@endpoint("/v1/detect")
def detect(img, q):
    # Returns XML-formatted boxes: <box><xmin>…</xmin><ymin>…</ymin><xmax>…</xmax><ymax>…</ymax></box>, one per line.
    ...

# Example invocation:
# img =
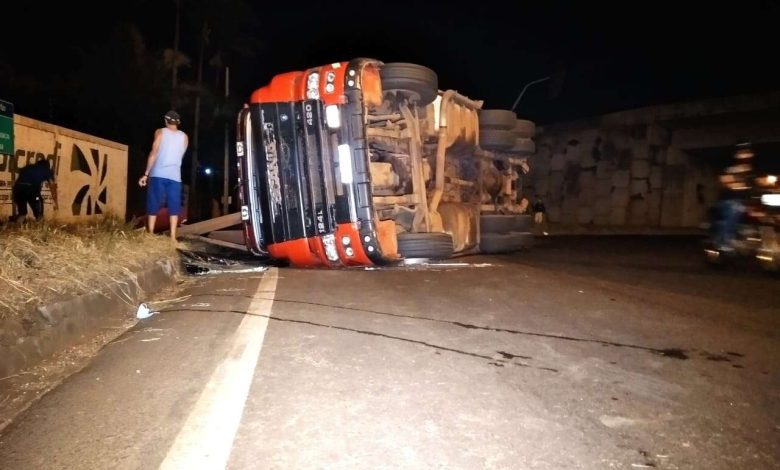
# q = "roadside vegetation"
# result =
<box><xmin>0</xmin><ymin>217</ymin><xmax>175</xmax><ymax>320</ymax></box>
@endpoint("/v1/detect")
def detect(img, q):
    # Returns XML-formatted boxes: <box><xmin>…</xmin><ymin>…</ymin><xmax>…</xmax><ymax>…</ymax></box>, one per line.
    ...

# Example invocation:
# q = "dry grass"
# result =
<box><xmin>0</xmin><ymin>217</ymin><xmax>176</xmax><ymax>321</ymax></box>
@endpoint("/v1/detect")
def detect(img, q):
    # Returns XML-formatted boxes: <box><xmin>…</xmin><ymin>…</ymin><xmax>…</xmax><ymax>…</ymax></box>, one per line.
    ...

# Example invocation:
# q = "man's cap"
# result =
<box><xmin>164</xmin><ymin>110</ymin><xmax>181</xmax><ymax>123</ymax></box>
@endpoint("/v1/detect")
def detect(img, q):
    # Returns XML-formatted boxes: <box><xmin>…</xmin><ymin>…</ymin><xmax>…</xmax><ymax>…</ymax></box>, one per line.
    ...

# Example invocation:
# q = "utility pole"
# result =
<box><xmin>222</xmin><ymin>66</ymin><xmax>230</xmax><ymax>214</ymax></box>
<box><xmin>171</xmin><ymin>0</ymin><xmax>180</xmax><ymax>94</ymax></box>
<box><xmin>190</xmin><ymin>23</ymin><xmax>208</xmax><ymax>221</ymax></box>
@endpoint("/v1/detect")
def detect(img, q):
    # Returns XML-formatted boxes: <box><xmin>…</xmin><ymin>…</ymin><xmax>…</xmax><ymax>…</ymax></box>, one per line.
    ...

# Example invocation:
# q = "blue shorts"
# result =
<box><xmin>147</xmin><ymin>177</ymin><xmax>182</xmax><ymax>216</ymax></box>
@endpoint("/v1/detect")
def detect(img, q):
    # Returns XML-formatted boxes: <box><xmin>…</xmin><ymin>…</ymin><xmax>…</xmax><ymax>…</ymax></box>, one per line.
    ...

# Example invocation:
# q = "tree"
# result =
<box><xmin>174</xmin><ymin>0</ymin><xmax>261</xmax><ymax>220</ymax></box>
<box><xmin>58</xmin><ymin>23</ymin><xmax>169</xmax><ymax>218</ymax></box>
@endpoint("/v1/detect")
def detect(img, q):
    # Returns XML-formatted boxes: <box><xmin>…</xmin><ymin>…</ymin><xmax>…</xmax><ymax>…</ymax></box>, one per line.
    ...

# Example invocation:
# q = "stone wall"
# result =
<box><xmin>527</xmin><ymin>123</ymin><xmax>718</xmax><ymax>228</ymax></box>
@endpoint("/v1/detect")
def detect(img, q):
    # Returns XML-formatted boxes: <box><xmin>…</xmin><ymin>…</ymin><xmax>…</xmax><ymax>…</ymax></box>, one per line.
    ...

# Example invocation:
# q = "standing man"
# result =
<box><xmin>138</xmin><ymin>110</ymin><xmax>188</xmax><ymax>241</ymax></box>
<box><xmin>532</xmin><ymin>195</ymin><xmax>548</xmax><ymax>235</ymax></box>
<box><xmin>10</xmin><ymin>157</ymin><xmax>58</xmax><ymax>222</ymax></box>
<box><xmin>532</xmin><ymin>196</ymin><xmax>546</xmax><ymax>224</ymax></box>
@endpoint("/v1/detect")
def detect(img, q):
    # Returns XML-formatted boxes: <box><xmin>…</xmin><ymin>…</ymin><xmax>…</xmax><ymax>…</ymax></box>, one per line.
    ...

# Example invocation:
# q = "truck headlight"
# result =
<box><xmin>322</xmin><ymin>234</ymin><xmax>339</xmax><ymax>261</ymax></box>
<box><xmin>325</xmin><ymin>105</ymin><xmax>341</xmax><ymax>129</ymax></box>
<box><xmin>306</xmin><ymin>72</ymin><xmax>320</xmax><ymax>100</ymax></box>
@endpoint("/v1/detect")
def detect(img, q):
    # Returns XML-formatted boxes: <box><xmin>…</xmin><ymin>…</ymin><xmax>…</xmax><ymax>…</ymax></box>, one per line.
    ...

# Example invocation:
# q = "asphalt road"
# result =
<box><xmin>0</xmin><ymin>236</ymin><xmax>778</xmax><ymax>469</ymax></box>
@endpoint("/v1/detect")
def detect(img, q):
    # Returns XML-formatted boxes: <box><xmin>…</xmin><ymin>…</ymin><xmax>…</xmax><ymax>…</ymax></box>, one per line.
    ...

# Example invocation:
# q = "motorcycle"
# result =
<box><xmin>704</xmin><ymin>189</ymin><xmax>780</xmax><ymax>272</ymax></box>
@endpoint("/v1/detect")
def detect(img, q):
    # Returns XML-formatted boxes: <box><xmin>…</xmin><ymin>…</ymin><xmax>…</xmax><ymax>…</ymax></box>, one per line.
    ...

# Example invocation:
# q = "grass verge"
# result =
<box><xmin>0</xmin><ymin>217</ymin><xmax>176</xmax><ymax>321</ymax></box>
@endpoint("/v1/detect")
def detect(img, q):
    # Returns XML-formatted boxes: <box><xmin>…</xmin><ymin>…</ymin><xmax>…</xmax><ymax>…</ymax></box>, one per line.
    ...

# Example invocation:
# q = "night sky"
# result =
<box><xmin>5</xmin><ymin>1</ymin><xmax>778</xmax><ymax>121</ymax></box>
<box><xmin>2</xmin><ymin>0</ymin><xmax>778</xmax><ymax>216</ymax></box>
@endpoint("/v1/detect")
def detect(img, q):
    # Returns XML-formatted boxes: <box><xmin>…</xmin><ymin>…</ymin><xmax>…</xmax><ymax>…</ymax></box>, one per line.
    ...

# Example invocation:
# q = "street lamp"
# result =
<box><xmin>202</xmin><ymin>166</ymin><xmax>217</xmax><ymax>218</ymax></box>
<box><xmin>510</xmin><ymin>67</ymin><xmax>566</xmax><ymax>112</ymax></box>
<box><xmin>511</xmin><ymin>76</ymin><xmax>551</xmax><ymax>112</ymax></box>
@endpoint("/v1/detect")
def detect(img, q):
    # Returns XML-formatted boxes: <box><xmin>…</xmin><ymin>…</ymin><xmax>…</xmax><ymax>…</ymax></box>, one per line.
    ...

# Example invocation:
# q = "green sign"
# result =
<box><xmin>0</xmin><ymin>99</ymin><xmax>13</xmax><ymax>156</ymax></box>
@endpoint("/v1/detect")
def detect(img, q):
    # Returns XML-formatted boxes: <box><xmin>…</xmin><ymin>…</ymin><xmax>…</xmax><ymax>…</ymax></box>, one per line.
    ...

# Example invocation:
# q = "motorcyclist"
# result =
<box><xmin>711</xmin><ymin>142</ymin><xmax>753</xmax><ymax>252</ymax></box>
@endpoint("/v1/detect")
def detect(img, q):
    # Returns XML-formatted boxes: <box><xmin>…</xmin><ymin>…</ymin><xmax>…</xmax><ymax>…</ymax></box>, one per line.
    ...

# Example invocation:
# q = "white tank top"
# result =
<box><xmin>151</xmin><ymin>128</ymin><xmax>187</xmax><ymax>182</ymax></box>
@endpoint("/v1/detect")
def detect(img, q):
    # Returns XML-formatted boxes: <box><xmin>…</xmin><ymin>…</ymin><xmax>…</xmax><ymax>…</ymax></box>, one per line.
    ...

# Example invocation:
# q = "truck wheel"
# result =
<box><xmin>478</xmin><ymin>109</ymin><xmax>517</xmax><ymax>130</ymax></box>
<box><xmin>480</xmin><ymin>214</ymin><xmax>532</xmax><ymax>233</ymax></box>
<box><xmin>515</xmin><ymin>119</ymin><xmax>536</xmax><ymax>138</ymax></box>
<box><xmin>397</xmin><ymin>232</ymin><xmax>454</xmax><ymax>259</ymax></box>
<box><xmin>380</xmin><ymin>63</ymin><xmax>439</xmax><ymax>106</ymax></box>
<box><xmin>480</xmin><ymin>129</ymin><xmax>517</xmax><ymax>150</ymax></box>
<box><xmin>480</xmin><ymin>231</ymin><xmax>534</xmax><ymax>254</ymax></box>
<box><xmin>509</xmin><ymin>138</ymin><xmax>536</xmax><ymax>155</ymax></box>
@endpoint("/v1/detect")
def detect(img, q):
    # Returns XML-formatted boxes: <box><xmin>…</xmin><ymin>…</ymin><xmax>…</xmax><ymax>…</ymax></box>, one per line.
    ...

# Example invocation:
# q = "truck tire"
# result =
<box><xmin>478</xmin><ymin>109</ymin><xmax>517</xmax><ymax>130</ymax></box>
<box><xmin>380</xmin><ymin>63</ymin><xmax>439</xmax><ymax>106</ymax></box>
<box><xmin>480</xmin><ymin>129</ymin><xmax>517</xmax><ymax>150</ymax></box>
<box><xmin>480</xmin><ymin>231</ymin><xmax>534</xmax><ymax>254</ymax></box>
<box><xmin>397</xmin><ymin>232</ymin><xmax>454</xmax><ymax>259</ymax></box>
<box><xmin>515</xmin><ymin>119</ymin><xmax>536</xmax><ymax>138</ymax></box>
<box><xmin>509</xmin><ymin>138</ymin><xmax>536</xmax><ymax>155</ymax></box>
<box><xmin>480</xmin><ymin>214</ymin><xmax>532</xmax><ymax>233</ymax></box>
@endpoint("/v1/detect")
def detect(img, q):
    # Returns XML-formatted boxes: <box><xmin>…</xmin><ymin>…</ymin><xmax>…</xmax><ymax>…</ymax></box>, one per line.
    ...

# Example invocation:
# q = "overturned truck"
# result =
<box><xmin>236</xmin><ymin>59</ymin><xmax>536</xmax><ymax>267</ymax></box>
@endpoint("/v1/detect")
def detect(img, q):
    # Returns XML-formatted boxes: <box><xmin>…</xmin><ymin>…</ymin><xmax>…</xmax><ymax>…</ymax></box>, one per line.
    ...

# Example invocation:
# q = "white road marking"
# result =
<box><xmin>159</xmin><ymin>268</ymin><xmax>278</xmax><ymax>470</ymax></box>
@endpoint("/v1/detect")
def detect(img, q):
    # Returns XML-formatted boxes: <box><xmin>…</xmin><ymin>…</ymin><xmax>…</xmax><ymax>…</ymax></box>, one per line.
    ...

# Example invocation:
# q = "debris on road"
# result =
<box><xmin>177</xmin><ymin>245</ymin><xmax>269</xmax><ymax>276</ymax></box>
<box><xmin>136</xmin><ymin>303</ymin><xmax>155</xmax><ymax>319</ymax></box>
<box><xmin>363</xmin><ymin>259</ymin><xmax>495</xmax><ymax>271</ymax></box>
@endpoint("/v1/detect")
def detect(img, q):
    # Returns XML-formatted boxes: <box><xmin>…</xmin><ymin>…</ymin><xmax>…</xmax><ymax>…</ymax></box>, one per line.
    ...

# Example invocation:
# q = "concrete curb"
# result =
<box><xmin>0</xmin><ymin>259</ymin><xmax>177</xmax><ymax>378</ymax></box>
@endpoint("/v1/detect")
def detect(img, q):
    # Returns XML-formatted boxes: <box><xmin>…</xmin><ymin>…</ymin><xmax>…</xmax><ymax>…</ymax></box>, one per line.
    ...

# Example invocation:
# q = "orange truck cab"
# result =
<box><xmin>236</xmin><ymin>59</ymin><xmax>395</xmax><ymax>267</ymax></box>
<box><xmin>236</xmin><ymin>59</ymin><xmax>537</xmax><ymax>267</ymax></box>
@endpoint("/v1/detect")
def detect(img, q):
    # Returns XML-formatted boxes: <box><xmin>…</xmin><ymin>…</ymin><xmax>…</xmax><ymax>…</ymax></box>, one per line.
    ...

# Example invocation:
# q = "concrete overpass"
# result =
<box><xmin>527</xmin><ymin>92</ymin><xmax>780</xmax><ymax>229</ymax></box>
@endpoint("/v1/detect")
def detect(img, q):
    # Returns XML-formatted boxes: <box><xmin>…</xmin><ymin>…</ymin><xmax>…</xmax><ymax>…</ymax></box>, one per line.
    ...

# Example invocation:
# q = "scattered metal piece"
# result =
<box><xmin>364</xmin><ymin>259</ymin><xmax>495</xmax><ymax>271</ymax></box>
<box><xmin>178</xmin><ymin>248</ymin><xmax>269</xmax><ymax>275</ymax></box>
<box><xmin>197</xmin><ymin>266</ymin><xmax>268</xmax><ymax>275</ymax></box>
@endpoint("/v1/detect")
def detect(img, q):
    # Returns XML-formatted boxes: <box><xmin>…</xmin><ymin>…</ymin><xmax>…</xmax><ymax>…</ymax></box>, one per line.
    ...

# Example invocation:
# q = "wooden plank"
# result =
<box><xmin>195</xmin><ymin>235</ymin><xmax>248</xmax><ymax>252</ymax></box>
<box><xmin>207</xmin><ymin>230</ymin><xmax>245</xmax><ymax>245</ymax></box>
<box><xmin>178</xmin><ymin>212</ymin><xmax>242</xmax><ymax>236</ymax></box>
